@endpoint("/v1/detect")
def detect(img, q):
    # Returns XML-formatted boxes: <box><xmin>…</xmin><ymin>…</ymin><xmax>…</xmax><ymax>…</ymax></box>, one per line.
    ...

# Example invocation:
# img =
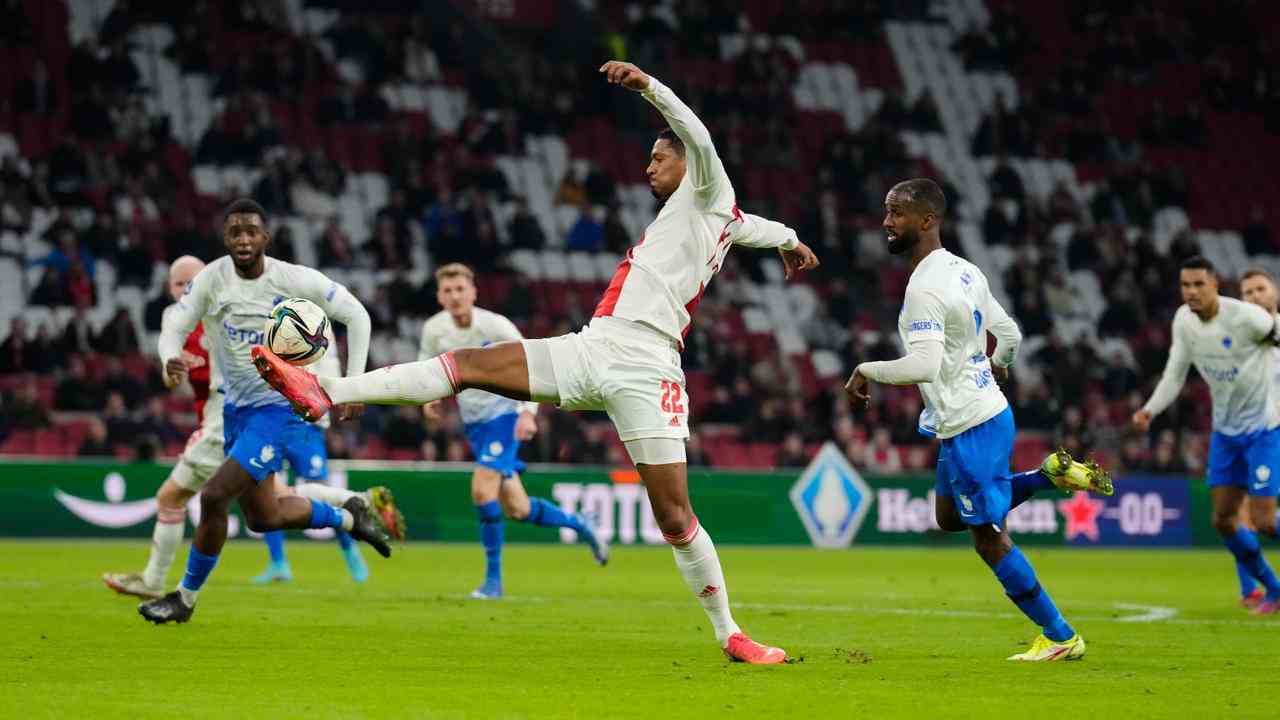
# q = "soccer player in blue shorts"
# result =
<box><xmin>848</xmin><ymin>179</ymin><xmax>1112</xmax><ymax>660</ymax></box>
<box><xmin>138</xmin><ymin>198</ymin><xmax>394</xmax><ymax>624</ymax></box>
<box><xmin>1135</xmin><ymin>258</ymin><xmax>1280</xmax><ymax>615</ymax></box>
<box><xmin>252</xmin><ymin>347</ymin><xmax>406</xmax><ymax>585</ymax></box>
<box><xmin>420</xmin><ymin>263</ymin><xmax>607</xmax><ymax>599</ymax></box>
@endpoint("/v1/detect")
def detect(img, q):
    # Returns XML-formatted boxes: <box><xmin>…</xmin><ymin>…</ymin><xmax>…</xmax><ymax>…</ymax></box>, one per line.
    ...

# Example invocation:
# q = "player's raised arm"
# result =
<box><xmin>1239</xmin><ymin>299</ymin><xmax>1280</xmax><ymax>346</ymax></box>
<box><xmin>1134</xmin><ymin>311</ymin><xmax>1192</xmax><ymax>430</ymax></box>
<box><xmin>158</xmin><ymin>267</ymin><xmax>212</xmax><ymax>387</ymax></box>
<box><xmin>732</xmin><ymin>210</ymin><xmax>820</xmax><ymax>280</ymax></box>
<box><xmin>600</xmin><ymin>60</ymin><xmax>727</xmax><ymax>201</ymax></box>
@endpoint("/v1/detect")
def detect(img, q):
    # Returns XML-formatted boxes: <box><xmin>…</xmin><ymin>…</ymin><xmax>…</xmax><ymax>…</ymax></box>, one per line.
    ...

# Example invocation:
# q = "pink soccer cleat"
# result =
<box><xmin>252</xmin><ymin>345</ymin><xmax>333</xmax><ymax>421</ymax></box>
<box><xmin>1251</xmin><ymin>598</ymin><xmax>1280</xmax><ymax>616</ymax></box>
<box><xmin>1241</xmin><ymin>588</ymin><xmax>1264</xmax><ymax>610</ymax></box>
<box><xmin>722</xmin><ymin>632</ymin><xmax>787</xmax><ymax>664</ymax></box>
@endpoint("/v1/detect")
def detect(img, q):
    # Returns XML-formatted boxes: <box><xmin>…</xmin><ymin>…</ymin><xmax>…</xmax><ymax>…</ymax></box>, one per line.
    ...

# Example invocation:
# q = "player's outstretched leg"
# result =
<box><xmin>105</xmin><ymin>478</ymin><xmax>194</xmax><ymax>599</ymax></box>
<box><xmin>251</xmin><ymin>530</ymin><xmax>293</xmax><ymax>585</ymax></box>
<box><xmin>640</xmin><ymin>460</ymin><xmax>786</xmax><ymax>664</ymax></box>
<box><xmin>253</xmin><ymin>342</ymin><xmax>534</xmax><ymax>421</ymax></box>
<box><xmin>972</xmin><ymin>526</ymin><xmax>1085</xmax><ymax>661</ymax></box>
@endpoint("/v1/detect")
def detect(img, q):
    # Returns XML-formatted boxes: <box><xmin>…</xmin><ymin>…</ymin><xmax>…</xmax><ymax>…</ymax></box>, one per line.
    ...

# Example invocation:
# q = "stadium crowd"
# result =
<box><xmin>0</xmin><ymin>0</ymin><xmax>1275</xmax><ymax>474</ymax></box>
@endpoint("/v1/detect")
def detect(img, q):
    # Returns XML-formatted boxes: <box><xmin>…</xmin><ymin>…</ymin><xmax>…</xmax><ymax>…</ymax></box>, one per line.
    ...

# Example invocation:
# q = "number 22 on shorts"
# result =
<box><xmin>660</xmin><ymin>380</ymin><xmax>685</xmax><ymax>414</ymax></box>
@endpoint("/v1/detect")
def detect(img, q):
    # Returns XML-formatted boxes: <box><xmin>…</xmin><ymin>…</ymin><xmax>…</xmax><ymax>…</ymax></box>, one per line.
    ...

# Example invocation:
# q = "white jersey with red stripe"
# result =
<box><xmin>592</xmin><ymin>76</ymin><xmax>800</xmax><ymax>344</ymax></box>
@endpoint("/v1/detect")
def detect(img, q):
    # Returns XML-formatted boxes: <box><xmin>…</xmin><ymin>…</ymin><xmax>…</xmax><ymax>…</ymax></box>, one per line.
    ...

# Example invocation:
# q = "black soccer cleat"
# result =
<box><xmin>344</xmin><ymin>497</ymin><xmax>392</xmax><ymax>558</ymax></box>
<box><xmin>138</xmin><ymin>591</ymin><xmax>195</xmax><ymax>625</ymax></box>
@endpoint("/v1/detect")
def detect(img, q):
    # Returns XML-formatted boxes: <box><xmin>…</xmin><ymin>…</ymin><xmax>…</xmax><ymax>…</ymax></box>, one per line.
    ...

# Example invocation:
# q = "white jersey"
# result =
<box><xmin>1143</xmin><ymin>297</ymin><xmax>1279</xmax><ymax>436</ymax></box>
<box><xmin>159</xmin><ymin>256</ymin><xmax>371</xmax><ymax>410</ymax></box>
<box><xmin>592</xmin><ymin>76</ymin><xmax>799</xmax><ymax>344</ymax></box>
<box><xmin>864</xmin><ymin>249</ymin><xmax>1019</xmax><ymax>439</ymax></box>
<box><xmin>418</xmin><ymin>307</ymin><xmax>535</xmax><ymax>426</ymax></box>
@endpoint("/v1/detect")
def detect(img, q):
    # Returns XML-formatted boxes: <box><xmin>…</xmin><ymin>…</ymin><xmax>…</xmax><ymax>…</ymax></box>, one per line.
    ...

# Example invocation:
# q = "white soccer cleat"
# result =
<box><xmin>103</xmin><ymin>572</ymin><xmax>164</xmax><ymax>600</ymax></box>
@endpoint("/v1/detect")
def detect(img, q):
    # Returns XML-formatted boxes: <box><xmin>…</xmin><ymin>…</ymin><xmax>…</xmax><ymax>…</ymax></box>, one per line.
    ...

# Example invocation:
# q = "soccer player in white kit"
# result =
<box><xmin>847</xmin><ymin>179</ymin><xmax>1106</xmax><ymax>661</ymax></box>
<box><xmin>1134</xmin><ymin>257</ymin><xmax>1280</xmax><ymax>615</ymax></box>
<box><xmin>254</xmin><ymin>61</ymin><xmax>820</xmax><ymax>663</ymax></box>
<box><xmin>138</xmin><ymin>199</ymin><xmax>394</xmax><ymax>624</ymax></box>
<box><xmin>421</xmin><ymin>263</ymin><xmax>607</xmax><ymax>599</ymax></box>
<box><xmin>1140</xmin><ymin>260</ymin><xmax>1280</xmax><ymax>615</ymax></box>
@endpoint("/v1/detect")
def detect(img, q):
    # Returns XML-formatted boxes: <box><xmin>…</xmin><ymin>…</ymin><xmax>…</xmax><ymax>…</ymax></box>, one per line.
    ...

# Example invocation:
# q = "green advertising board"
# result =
<box><xmin>0</xmin><ymin>448</ymin><xmax>1219</xmax><ymax>548</ymax></box>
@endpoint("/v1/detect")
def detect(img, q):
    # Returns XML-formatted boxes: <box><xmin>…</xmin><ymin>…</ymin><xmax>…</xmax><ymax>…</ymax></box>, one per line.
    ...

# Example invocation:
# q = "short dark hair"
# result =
<box><xmin>1180</xmin><ymin>255</ymin><xmax>1216</xmax><ymax>276</ymax></box>
<box><xmin>657</xmin><ymin>128</ymin><xmax>685</xmax><ymax>157</ymax></box>
<box><xmin>223</xmin><ymin>198</ymin><xmax>267</xmax><ymax>225</ymax></box>
<box><xmin>890</xmin><ymin>178</ymin><xmax>947</xmax><ymax>217</ymax></box>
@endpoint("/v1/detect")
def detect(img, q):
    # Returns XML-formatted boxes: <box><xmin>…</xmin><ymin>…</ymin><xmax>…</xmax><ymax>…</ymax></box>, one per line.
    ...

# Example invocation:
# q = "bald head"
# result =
<box><xmin>168</xmin><ymin>255</ymin><xmax>205</xmax><ymax>301</ymax></box>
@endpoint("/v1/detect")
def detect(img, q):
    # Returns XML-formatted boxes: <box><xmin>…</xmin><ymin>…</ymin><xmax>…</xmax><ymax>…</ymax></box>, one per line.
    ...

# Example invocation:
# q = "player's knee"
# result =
<box><xmin>198</xmin><ymin>491</ymin><xmax>231</xmax><ymax>517</ymax></box>
<box><xmin>1212</xmin><ymin>511</ymin><xmax>1240</xmax><ymax>536</ymax></box>
<box><xmin>651</xmin><ymin>501</ymin><xmax>693</xmax><ymax>538</ymax></box>
<box><xmin>156</xmin><ymin>480</ymin><xmax>191</xmax><ymax>509</ymax></box>
<box><xmin>471</xmin><ymin>486</ymin><xmax>498</xmax><ymax>506</ymax></box>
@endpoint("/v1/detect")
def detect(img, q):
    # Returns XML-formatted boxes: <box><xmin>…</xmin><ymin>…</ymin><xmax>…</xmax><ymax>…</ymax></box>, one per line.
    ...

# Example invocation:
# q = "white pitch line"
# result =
<box><xmin>1112</xmin><ymin>603</ymin><xmax>1179</xmax><ymax>623</ymax></box>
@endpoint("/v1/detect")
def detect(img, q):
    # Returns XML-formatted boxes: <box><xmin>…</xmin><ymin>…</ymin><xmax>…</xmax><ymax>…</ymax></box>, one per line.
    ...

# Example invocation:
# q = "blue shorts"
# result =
<box><xmin>1208</xmin><ymin>427</ymin><xmax>1280</xmax><ymax>496</ymax></box>
<box><xmin>464</xmin><ymin>413</ymin><xmax>526</xmax><ymax>479</ymax></box>
<box><xmin>224</xmin><ymin>404</ymin><xmax>328</xmax><ymax>483</ymax></box>
<box><xmin>934</xmin><ymin>406</ymin><xmax>1016</xmax><ymax>528</ymax></box>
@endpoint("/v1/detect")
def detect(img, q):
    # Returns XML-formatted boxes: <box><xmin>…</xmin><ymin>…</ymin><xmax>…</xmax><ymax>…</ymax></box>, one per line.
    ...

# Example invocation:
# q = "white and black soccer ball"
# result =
<box><xmin>263</xmin><ymin>298</ymin><xmax>329</xmax><ymax>366</ymax></box>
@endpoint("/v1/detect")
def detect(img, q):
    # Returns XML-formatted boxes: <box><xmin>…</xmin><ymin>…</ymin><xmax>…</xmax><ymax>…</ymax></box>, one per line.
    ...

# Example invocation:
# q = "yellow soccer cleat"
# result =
<box><xmin>1041</xmin><ymin>448</ymin><xmax>1114</xmax><ymax>496</ymax></box>
<box><xmin>1008</xmin><ymin>633</ymin><xmax>1086</xmax><ymax>661</ymax></box>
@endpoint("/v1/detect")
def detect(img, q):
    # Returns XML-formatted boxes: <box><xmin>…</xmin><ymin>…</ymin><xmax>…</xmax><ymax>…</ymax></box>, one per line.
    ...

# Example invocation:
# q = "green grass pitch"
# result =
<box><xmin>0</xmin><ymin>541</ymin><xmax>1272</xmax><ymax>718</ymax></box>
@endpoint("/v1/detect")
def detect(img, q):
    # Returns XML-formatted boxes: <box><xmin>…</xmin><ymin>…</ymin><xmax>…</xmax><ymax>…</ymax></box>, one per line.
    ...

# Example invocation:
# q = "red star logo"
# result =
<box><xmin>1058</xmin><ymin>492</ymin><xmax>1105</xmax><ymax>542</ymax></box>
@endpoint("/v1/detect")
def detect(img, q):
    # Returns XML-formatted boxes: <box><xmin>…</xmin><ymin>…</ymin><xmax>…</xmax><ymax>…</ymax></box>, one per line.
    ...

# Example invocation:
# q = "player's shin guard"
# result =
<box><xmin>1008</xmin><ymin>469</ymin><xmax>1052</xmax><ymax>510</ymax></box>
<box><xmin>264</xmin><ymin>530</ymin><xmax>286</xmax><ymax>564</ymax></box>
<box><xmin>1224</xmin><ymin>528</ymin><xmax>1280</xmax><ymax>599</ymax></box>
<box><xmin>477</xmin><ymin>501</ymin><xmax>504</xmax><ymax>585</ymax></box>
<box><xmin>142</xmin><ymin>506</ymin><xmax>186</xmax><ymax>588</ymax></box>
<box><xmin>308</xmin><ymin>500</ymin><xmax>349</xmax><ymax>530</ymax></box>
<box><xmin>523</xmin><ymin>497</ymin><xmax>580</xmax><ymax>530</ymax></box>
<box><xmin>993</xmin><ymin>546</ymin><xmax>1074</xmax><ymax>642</ymax></box>
<box><xmin>178</xmin><ymin>547</ymin><xmax>219</xmax><ymax>604</ymax></box>
<box><xmin>321</xmin><ymin>355</ymin><xmax>459</xmax><ymax>406</ymax></box>
<box><xmin>1237</xmin><ymin>561</ymin><xmax>1258</xmax><ymax>598</ymax></box>
<box><xmin>666</xmin><ymin>517</ymin><xmax>742</xmax><ymax>645</ymax></box>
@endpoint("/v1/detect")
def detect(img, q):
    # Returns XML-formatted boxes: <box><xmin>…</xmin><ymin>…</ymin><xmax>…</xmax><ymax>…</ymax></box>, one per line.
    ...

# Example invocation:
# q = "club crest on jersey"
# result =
<box><xmin>1222</xmin><ymin>336</ymin><xmax>1232</xmax><ymax>349</ymax></box>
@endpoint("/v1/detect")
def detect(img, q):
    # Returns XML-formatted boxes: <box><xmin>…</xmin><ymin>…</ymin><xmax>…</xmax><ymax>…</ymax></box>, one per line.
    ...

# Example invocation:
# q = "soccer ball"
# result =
<box><xmin>263</xmin><ymin>298</ymin><xmax>329</xmax><ymax>366</ymax></box>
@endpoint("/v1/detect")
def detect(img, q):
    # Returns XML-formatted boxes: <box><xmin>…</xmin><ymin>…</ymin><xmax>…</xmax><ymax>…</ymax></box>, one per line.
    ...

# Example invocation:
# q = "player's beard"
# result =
<box><xmin>887</xmin><ymin>227</ymin><xmax>920</xmax><ymax>255</ymax></box>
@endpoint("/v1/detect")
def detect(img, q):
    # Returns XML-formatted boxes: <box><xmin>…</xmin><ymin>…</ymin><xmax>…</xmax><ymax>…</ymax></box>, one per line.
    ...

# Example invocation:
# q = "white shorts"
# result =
<box><xmin>529</xmin><ymin>316</ymin><xmax>690</xmax><ymax>442</ymax></box>
<box><xmin>172</xmin><ymin>414</ymin><xmax>225</xmax><ymax>492</ymax></box>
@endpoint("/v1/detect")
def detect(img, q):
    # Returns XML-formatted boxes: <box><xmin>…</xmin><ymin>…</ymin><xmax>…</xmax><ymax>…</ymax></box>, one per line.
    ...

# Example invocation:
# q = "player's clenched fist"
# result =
<box><xmin>1131</xmin><ymin>409</ymin><xmax>1152</xmax><ymax>432</ymax></box>
<box><xmin>599</xmin><ymin>61</ymin><xmax>651</xmax><ymax>91</ymax></box>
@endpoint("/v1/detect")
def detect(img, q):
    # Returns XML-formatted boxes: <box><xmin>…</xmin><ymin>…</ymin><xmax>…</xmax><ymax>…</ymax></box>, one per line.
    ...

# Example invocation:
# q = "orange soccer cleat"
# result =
<box><xmin>722</xmin><ymin>632</ymin><xmax>788</xmax><ymax>664</ymax></box>
<box><xmin>252</xmin><ymin>345</ymin><xmax>333</xmax><ymax>421</ymax></box>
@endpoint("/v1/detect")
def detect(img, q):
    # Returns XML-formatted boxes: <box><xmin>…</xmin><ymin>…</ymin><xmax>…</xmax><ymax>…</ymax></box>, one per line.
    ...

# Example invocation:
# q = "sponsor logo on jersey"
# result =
<box><xmin>908</xmin><ymin>319</ymin><xmax>943</xmax><ymax>333</ymax></box>
<box><xmin>223</xmin><ymin>321</ymin><xmax>265</xmax><ymax>345</ymax></box>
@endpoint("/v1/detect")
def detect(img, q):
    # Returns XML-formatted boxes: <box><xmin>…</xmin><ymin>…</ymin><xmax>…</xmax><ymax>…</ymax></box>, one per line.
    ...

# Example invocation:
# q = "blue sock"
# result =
<box><xmin>179</xmin><ymin>547</ymin><xmax>220</xmax><ymax>593</ymax></box>
<box><xmin>993</xmin><ymin>546</ymin><xmax>1075</xmax><ymax>642</ymax></box>
<box><xmin>336</xmin><ymin>531</ymin><xmax>354</xmax><ymax>551</ymax></box>
<box><xmin>308</xmin><ymin>500</ymin><xmax>345</xmax><ymax>530</ymax></box>
<box><xmin>1237</xmin><ymin>561</ymin><xmax>1259</xmax><ymax>598</ymax></box>
<box><xmin>523</xmin><ymin>497</ymin><xmax>583</xmax><ymax>531</ymax></box>
<box><xmin>1008</xmin><ymin>469</ymin><xmax>1053</xmax><ymax>510</ymax></box>
<box><xmin>1224</xmin><ymin>528</ymin><xmax>1280</xmax><ymax>599</ymax></box>
<box><xmin>477</xmin><ymin>501</ymin><xmax>503</xmax><ymax>584</ymax></box>
<box><xmin>264</xmin><ymin>530</ymin><xmax>286</xmax><ymax>564</ymax></box>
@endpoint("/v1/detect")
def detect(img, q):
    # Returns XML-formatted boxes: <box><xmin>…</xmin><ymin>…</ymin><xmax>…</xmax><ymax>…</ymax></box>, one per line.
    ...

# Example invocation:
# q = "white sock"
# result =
<box><xmin>176</xmin><ymin>585</ymin><xmax>197</xmax><ymax>607</ymax></box>
<box><xmin>339</xmin><ymin>508</ymin><xmax>355</xmax><ymax>532</ymax></box>
<box><xmin>668</xmin><ymin>518</ymin><xmax>741</xmax><ymax>645</ymax></box>
<box><xmin>294</xmin><ymin>482</ymin><xmax>359</xmax><ymax>506</ymax></box>
<box><xmin>320</xmin><ymin>356</ymin><xmax>458</xmax><ymax>406</ymax></box>
<box><xmin>142</xmin><ymin>512</ymin><xmax>186</xmax><ymax>588</ymax></box>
